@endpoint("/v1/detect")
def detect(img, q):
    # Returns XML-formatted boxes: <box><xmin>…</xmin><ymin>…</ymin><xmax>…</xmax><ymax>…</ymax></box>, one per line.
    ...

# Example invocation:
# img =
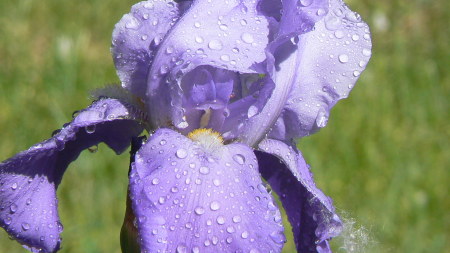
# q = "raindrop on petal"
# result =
<box><xmin>208</xmin><ymin>40</ymin><xmax>223</xmax><ymax>50</ymax></box>
<box><xmin>21</xmin><ymin>223</ymin><xmax>30</xmax><ymax>231</ymax></box>
<box><xmin>233</xmin><ymin>154</ymin><xmax>245</xmax><ymax>165</ymax></box>
<box><xmin>270</xmin><ymin>231</ymin><xmax>287</xmax><ymax>244</ymax></box>
<box><xmin>216</xmin><ymin>216</ymin><xmax>225</xmax><ymax>225</ymax></box>
<box><xmin>199</xmin><ymin>166</ymin><xmax>210</xmax><ymax>175</ymax></box>
<box><xmin>176</xmin><ymin>244</ymin><xmax>187</xmax><ymax>253</ymax></box>
<box><xmin>85</xmin><ymin>125</ymin><xmax>96</xmax><ymax>134</ymax></box>
<box><xmin>241</xmin><ymin>33</ymin><xmax>254</xmax><ymax>44</ymax></box>
<box><xmin>176</xmin><ymin>149</ymin><xmax>188</xmax><ymax>159</ymax></box>
<box><xmin>338</xmin><ymin>54</ymin><xmax>349</xmax><ymax>63</ymax></box>
<box><xmin>194</xmin><ymin>207</ymin><xmax>205</xmax><ymax>215</ymax></box>
<box><xmin>210</xmin><ymin>201</ymin><xmax>220</xmax><ymax>211</ymax></box>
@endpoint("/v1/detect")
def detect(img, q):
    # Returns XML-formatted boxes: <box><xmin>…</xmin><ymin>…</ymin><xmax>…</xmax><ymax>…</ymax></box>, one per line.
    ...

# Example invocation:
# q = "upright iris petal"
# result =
<box><xmin>112</xmin><ymin>0</ymin><xmax>183</xmax><ymax>98</ymax></box>
<box><xmin>269</xmin><ymin>0</ymin><xmax>373</xmax><ymax>140</ymax></box>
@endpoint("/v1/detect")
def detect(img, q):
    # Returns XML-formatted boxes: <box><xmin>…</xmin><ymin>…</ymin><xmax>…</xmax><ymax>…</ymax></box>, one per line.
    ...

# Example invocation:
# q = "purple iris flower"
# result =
<box><xmin>0</xmin><ymin>0</ymin><xmax>371</xmax><ymax>252</ymax></box>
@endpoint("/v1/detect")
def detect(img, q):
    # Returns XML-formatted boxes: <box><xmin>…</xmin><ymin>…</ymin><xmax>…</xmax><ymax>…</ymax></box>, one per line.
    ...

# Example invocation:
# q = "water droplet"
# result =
<box><xmin>10</xmin><ymin>204</ymin><xmax>17</xmax><ymax>213</ymax></box>
<box><xmin>5</xmin><ymin>217</ymin><xmax>12</xmax><ymax>225</ymax></box>
<box><xmin>194</xmin><ymin>207</ymin><xmax>205</xmax><ymax>215</ymax></box>
<box><xmin>192</xmin><ymin>247</ymin><xmax>200</xmax><ymax>253</ymax></box>
<box><xmin>240</xmin><ymin>19</ymin><xmax>247</xmax><ymax>26</ymax></box>
<box><xmin>247</xmin><ymin>105</ymin><xmax>258</xmax><ymax>118</ymax></box>
<box><xmin>88</xmin><ymin>145</ymin><xmax>98</xmax><ymax>153</ymax></box>
<box><xmin>158</xmin><ymin>196</ymin><xmax>165</xmax><ymax>204</ymax></box>
<box><xmin>226</xmin><ymin>226</ymin><xmax>235</xmax><ymax>233</ymax></box>
<box><xmin>143</xmin><ymin>2</ymin><xmax>154</xmax><ymax>9</ymax></box>
<box><xmin>353</xmin><ymin>70</ymin><xmax>361</xmax><ymax>77</ymax></box>
<box><xmin>325</xmin><ymin>16</ymin><xmax>341</xmax><ymax>31</ymax></box>
<box><xmin>210</xmin><ymin>201</ymin><xmax>220</xmax><ymax>211</ymax></box>
<box><xmin>160</xmin><ymin>139</ymin><xmax>167</xmax><ymax>145</ymax></box>
<box><xmin>298</xmin><ymin>0</ymin><xmax>313</xmax><ymax>7</ymax></box>
<box><xmin>362</xmin><ymin>48</ymin><xmax>371</xmax><ymax>57</ymax></box>
<box><xmin>26</xmin><ymin>198</ymin><xmax>32</xmax><ymax>205</ymax></box>
<box><xmin>176</xmin><ymin>149</ymin><xmax>188</xmax><ymax>159</ymax></box>
<box><xmin>171</xmin><ymin>187</ymin><xmax>179</xmax><ymax>193</ymax></box>
<box><xmin>232</xmin><ymin>215</ymin><xmax>242</xmax><ymax>223</ymax></box>
<box><xmin>199</xmin><ymin>166</ymin><xmax>210</xmax><ymax>175</ymax></box>
<box><xmin>160</xmin><ymin>64</ymin><xmax>169</xmax><ymax>74</ymax></box>
<box><xmin>213</xmin><ymin>179</ymin><xmax>221</xmax><ymax>186</ymax></box>
<box><xmin>338</xmin><ymin>54</ymin><xmax>349</xmax><ymax>63</ymax></box>
<box><xmin>194</xmin><ymin>36</ymin><xmax>204</xmax><ymax>45</ymax></box>
<box><xmin>267</xmin><ymin>201</ymin><xmax>277</xmax><ymax>211</ymax></box>
<box><xmin>270</xmin><ymin>231</ymin><xmax>287</xmax><ymax>244</ymax></box>
<box><xmin>233</xmin><ymin>154</ymin><xmax>245</xmax><ymax>165</ymax></box>
<box><xmin>317</xmin><ymin>8</ymin><xmax>326</xmax><ymax>16</ymax></box>
<box><xmin>11</xmin><ymin>183</ymin><xmax>18</xmax><ymax>190</ymax></box>
<box><xmin>125</xmin><ymin>17</ymin><xmax>139</xmax><ymax>29</ymax></box>
<box><xmin>226</xmin><ymin>237</ymin><xmax>233</xmax><ymax>244</ymax></box>
<box><xmin>219</xmin><ymin>24</ymin><xmax>228</xmax><ymax>30</ymax></box>
<box><xmin>166</xmin><ymin>47</ymin><xmax>174</xmax><ymax>54</ymax></box>
<box><xmin>334</xmin><ymin>30</ymin><xmax>344</xmax><ymax>39</ymax></box>
<box><xmin>176</xmin><ymin>244</ymin><xmax>187</xmax><ymax>253</ymax></box>
<box><xmin>152</xmin><ymin>178</ymin><xmax>160</xmax><ymax>185</ymax></box>
<box><xmin>22</xmin><ymin>223</ymin><xmax>30</xmax><ymax>231</ymax></box>
<box><xmin>220</xmin><ymin>54</ymin><xmax>230</xmax><ymax>62</ymax></box>
<box><xmin>216</xmin><ymin>216</ymin><xmax>225</xmax><ymax>225</ymax></box>
<box><xmin>194</xmin><ymin>22</ymin><xmax>201</xmax><ymax>28</ymax></box>
<box><xmin>241</xmin><ymin>33</ymin><xmax>254</xmax><ymax>44</ymax></box>
<box><xmin>208</xmin><ymin>39</ymin><xmax>223</xmax><ymax>50</ymax></box>
<box><xmin>207</xmin><ymin>235</ymin><xmax>217</xmax><ymax>245</ymax></box>
<box><xmin>241</xmin><ymin>231</ymin><xmax>249</xmax><ymax>239</ymax></box>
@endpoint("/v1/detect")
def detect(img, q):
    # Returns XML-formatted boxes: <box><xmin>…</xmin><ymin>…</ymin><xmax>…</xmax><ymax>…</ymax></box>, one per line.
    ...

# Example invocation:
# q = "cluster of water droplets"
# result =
<box><xmin>321</xmin><ymin>1</ymin><xmax>372</xmax><ymax>93</ymax></box>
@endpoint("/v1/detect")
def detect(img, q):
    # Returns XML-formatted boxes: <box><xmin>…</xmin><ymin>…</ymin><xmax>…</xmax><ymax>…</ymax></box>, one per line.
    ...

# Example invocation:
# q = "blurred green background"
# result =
<box><xmin>0</xmin><ymin>0</ymin><xmax>448</xmax><ymax>252</ymax></box>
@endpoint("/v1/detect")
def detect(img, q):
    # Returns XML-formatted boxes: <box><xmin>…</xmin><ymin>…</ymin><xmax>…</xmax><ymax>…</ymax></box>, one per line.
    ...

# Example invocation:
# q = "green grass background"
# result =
<box><xmin>0</xmin><ymin>0</ymin><xmax>448</xmax><ymax>252</ymax></box>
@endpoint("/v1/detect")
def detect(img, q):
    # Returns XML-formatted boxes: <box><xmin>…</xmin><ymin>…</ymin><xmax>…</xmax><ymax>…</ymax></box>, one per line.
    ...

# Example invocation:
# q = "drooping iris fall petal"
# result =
<box><xmin>0</xmin><ymin>99</ymin><xmax>144</xmax><ymax>252</ymax></box>
<box><xmin>256</xmin><ymin>139</ymin><xmax>342</xmax><ymax>253</ymax></box>
<box><xmin>129</xmin><ymin>128</ymin><xmax>285</xmax><ymax>252</ymax></box>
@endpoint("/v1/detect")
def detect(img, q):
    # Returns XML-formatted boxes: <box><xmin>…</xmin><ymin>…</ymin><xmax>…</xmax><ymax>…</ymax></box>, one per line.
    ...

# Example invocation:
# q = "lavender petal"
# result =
<box><xmin>129</xmin><ymin>128</ymin><xmax>285</xmax><ymax>252</ymax></box>
<box><xmin>257</xmin><ymin>139</ymin><xmax>342</xmax><ymax>252</ymax></box>
<box><xmin>0</xmin><ymin>98</ymin><xmax>143</xmax><ymax>252</ymax></box>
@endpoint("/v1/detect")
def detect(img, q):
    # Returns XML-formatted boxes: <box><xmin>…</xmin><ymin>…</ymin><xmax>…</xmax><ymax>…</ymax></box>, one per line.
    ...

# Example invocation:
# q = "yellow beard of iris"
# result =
<box><xmin>188</xmin><ymin>129</ymin><xmax>224</xmax><ymax>153</ymax></box>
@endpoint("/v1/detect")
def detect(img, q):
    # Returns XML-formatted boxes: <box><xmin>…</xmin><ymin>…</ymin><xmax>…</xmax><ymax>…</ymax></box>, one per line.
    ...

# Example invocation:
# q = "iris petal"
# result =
<box><xmin>236</xmin><ymin>0</ymin><xmax>371</xmax><ymax>145</ymax></box>
<box><xmin>269</xmin><ymin>0</ymin><xmax>373</xmax><ymax>139</ymax></box>
<box><xmin>146</xmin><ymin>0</ymin><xmax>270</xmax><ymax>128</ymax></box>
<box><xmin>0</xmin><ymin>99</ymin><xmax>144</xmax><ymax>252</ymax></box>
<box><xmin>129</xmin><ymin>128</ymin><xmax>285</xmax><ymax>252</ymax></box>
<box><xmin>180</xmin><ymin>66</ymin><xmax>237</xmax><ymax>133</ymax></box>
<box><xmin>112</xmin><ymin>0</ymin><xmax>184</xmax><ymax>98</ymax></box>
<box><xmin>256</xmin><ymin>139</ymin><xmax>342</xmax><ymax>252</ymax></box>
<box><xmin>229</xmin><ymin>0</ymin><xmax>328</xmax><ymax>146</ymax></box>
